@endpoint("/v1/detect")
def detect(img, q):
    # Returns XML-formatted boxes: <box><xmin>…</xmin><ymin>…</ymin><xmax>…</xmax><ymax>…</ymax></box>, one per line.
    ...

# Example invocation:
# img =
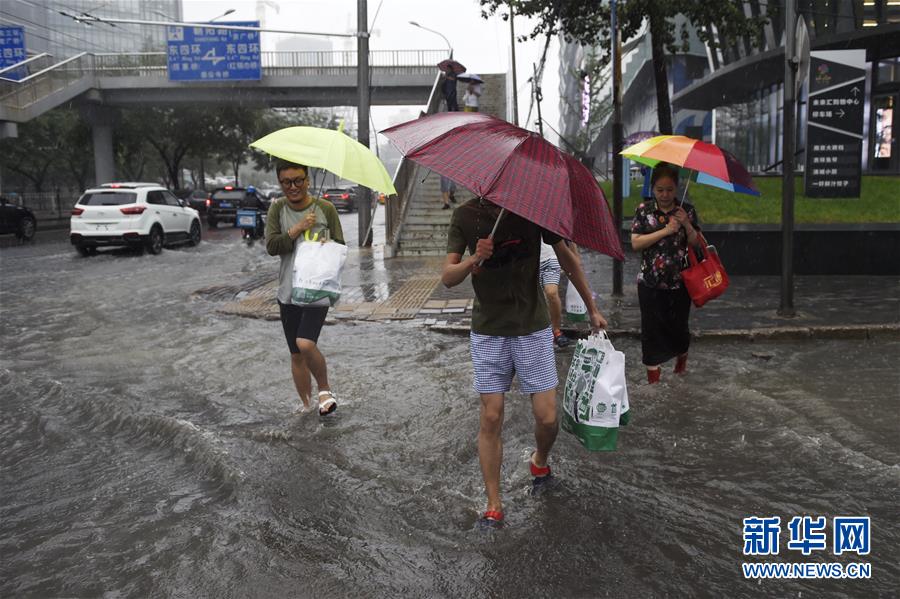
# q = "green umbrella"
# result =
<box><xmin>250</xmin><ymin>126</ymin><xmax>397</xmax><ymax>195</ymax></box>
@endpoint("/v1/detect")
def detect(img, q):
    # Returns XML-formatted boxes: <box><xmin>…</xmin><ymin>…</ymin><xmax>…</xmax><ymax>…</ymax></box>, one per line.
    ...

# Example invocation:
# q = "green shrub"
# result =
<box><xmin>600</xmin><ymin>176</ymin><xmax>900</xmax><ymax>224</ymax></box>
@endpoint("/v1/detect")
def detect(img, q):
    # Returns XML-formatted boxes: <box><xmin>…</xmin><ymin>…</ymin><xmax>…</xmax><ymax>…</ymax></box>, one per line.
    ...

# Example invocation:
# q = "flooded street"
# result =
<box><xmin>1</xmin><ymin>223</ymin><xmax>898</xmax><ymax>597</ymax></box>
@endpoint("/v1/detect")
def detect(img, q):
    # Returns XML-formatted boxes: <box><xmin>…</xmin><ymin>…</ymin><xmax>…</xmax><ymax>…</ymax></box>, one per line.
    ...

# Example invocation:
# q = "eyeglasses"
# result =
<box><xmin>279</xmin><ymin>176</ymin><xmax>307</xmax><ymax>189</ymax></box>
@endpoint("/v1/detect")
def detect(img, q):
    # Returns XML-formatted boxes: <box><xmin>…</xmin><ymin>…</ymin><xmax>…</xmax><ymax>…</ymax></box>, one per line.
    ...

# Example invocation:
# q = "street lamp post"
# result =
<box><xmin>780</xmin><ymin>0</ymin><xmax>797</xmax><ymax>317</ymax></box>
<box><xmin>611</xmin><ymin>0</ymin><xmax>624</xmax><ymax>296</ymax></box>
<box><xmin>209</xmin><ymin>9</ymin><xmax>236</xmax><ymax>22</ymax></box>
<box><xmin>150</xmin><ymin>8</ymin><xmax>233</xmax><ymax>21</ymax></box>
<box><xmin>408</xmin><ymin>21</ymin><xmax>453</xmax><ymax>58</ymax></box>
<box><xmin>358</xmin><ymin>0</ymin><xmax>373</xmax><ymax>247</ymax></box>
<box><xmin>509</xmin><ymin>3</ymin><xmax>518</xmax><ymax>125</ymax></box>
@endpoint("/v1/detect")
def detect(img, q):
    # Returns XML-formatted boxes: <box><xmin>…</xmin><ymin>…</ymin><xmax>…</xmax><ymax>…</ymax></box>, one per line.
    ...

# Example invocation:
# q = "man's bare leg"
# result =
<box><xmin>478</xmin><ymin>393</ymin><xmax>505</xmax><ymax>512</ymax></box>
<box><xmin>531</xmin><ymin>388</ymin><xmax>558</xmax><ymax>468</ymax></box>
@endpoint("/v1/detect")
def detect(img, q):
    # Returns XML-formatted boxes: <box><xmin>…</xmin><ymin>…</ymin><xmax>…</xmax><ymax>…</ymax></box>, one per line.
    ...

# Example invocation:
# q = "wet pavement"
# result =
<box><xmin>2</xmin><ymin>217</ymin><xmax>899</xmax><ymax>597</ymax></box>
<box><xmin>15</xmin><ymin>208</ymin><xmax>900</xmax><ymax>339</ymax></box>
<box><xmin>211</xmin><ymin>233</ymin><xmax>900</xmax><ymax>340</ymax></box>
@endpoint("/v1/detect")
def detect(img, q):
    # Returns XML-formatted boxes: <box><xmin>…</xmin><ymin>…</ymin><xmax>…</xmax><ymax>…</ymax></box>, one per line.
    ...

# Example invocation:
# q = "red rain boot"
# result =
<box><xmin>647</xmin><ymin>368</ymin><xmax>661</xmax><ymax>384</ymax></box>
<box><xmin>674</xmin><ymin>354</ymin><xmax>688</xmax><ymax>375</ymax></box>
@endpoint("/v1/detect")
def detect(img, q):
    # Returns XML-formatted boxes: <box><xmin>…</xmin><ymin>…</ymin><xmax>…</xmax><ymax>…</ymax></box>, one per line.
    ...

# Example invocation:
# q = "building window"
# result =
<box><xmin>873</xmin><ymin>96</ymin><xmax>894</xmax><ymax>159</ymax></box>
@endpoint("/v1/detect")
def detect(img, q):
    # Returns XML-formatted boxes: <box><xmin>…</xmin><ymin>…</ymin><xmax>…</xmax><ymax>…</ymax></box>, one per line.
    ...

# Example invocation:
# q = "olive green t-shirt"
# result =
<box><xmin>265</xmin><ymin>196</ymin><xmax>345</xmax><ymax>304</ymax></box>
<box><xmin>446</xmin><ymin>198</ymin><xmax>562</xmax><ymax>336</ymax></box>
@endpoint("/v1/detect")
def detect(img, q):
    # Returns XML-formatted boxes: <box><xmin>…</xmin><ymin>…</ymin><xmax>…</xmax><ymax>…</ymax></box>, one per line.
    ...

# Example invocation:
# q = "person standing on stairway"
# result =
<box><xmin>441</xmin><ymin>69</ymin><xmax>459</xmax><ymax>112</ymax></box>
<box><xmin>440</xmin><ymin>176</ymin><xmax>457</xmax><ymax>210</ymax></box>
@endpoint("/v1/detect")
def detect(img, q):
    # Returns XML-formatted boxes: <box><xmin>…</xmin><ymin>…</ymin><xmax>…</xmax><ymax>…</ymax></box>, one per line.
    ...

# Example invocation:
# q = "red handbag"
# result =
<box><xmin>681</xmin><ymin>233</ymin><xmax>729</xmax><ymax>307</ymax></box>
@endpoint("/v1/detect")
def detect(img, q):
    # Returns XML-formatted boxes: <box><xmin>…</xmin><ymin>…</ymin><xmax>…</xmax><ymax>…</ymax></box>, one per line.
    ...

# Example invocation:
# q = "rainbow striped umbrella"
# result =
<box><xmin>621</xmin><ymin>135</ymin><xmax>760</xmax><ymax>197</ymax></box>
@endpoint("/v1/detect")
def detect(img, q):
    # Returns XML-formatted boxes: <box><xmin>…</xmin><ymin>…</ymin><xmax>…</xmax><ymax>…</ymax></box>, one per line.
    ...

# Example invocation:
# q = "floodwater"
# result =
<box><xmin>1</xmin><ymin>223</ymin><xmax>898</xmax><ymax>598</ymax></box>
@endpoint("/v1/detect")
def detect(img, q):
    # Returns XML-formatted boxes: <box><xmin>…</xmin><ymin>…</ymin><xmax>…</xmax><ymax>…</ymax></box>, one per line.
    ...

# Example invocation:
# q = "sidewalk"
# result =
<box><xmin>206</xmin><ymin>245</ymin><xmax>900</xmax><ymax>340</ymax></box>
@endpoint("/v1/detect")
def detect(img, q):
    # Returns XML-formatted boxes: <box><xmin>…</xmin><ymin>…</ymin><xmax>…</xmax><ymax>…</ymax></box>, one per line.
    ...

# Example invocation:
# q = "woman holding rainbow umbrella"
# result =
<box><xmin>622</xmin><ymin>135</ymin><xmax>759</xmax><ymax>384</ymax></box>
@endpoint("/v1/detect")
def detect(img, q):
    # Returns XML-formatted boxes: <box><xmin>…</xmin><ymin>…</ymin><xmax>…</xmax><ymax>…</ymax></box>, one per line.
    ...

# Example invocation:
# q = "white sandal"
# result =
<box><xmin>317</xmin><ymin>390</ymin><xmax>337</xmax><ymax>416</ymax></box>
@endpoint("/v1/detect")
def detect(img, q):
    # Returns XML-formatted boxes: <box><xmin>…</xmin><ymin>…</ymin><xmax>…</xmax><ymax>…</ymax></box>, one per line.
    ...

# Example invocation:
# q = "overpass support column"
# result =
<box><xmin>80</xmin><ymin>105</ymin><xmax>117</xmax><ymax>186</ymax></box>
<box><xmin>0</xmin><ymin>121</ymin><xmax>18</xmax><ymax>139</ymax></box>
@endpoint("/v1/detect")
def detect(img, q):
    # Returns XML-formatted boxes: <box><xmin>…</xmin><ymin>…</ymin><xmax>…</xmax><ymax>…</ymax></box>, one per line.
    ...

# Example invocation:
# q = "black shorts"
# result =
<box><xmin>278</xmin><ymin>301</ymin><xmax>329</xmax><ymax>353</ymax></box>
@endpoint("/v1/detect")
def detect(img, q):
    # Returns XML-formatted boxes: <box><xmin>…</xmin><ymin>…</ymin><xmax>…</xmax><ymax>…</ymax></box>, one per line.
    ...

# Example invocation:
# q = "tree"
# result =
<box><xmin>213</xmin><ymin>106</ymin><xmax>265</xmax><ymax>185</ymax></box>
<box><xmin>481</xmin><ymin>0</ymin><xmax>774</xmax><ymax>134</ymax></box>
<box><xmin>559</xmin><ymin>48</ymin><xmax>612</xmax><ymax>155</ymax></box>
<box><xmin>115</xmin><ymin>109</ymin><xmax>160</xmax><ymax>183</ymax></box>
<box><xmin>120</xmin><ymin>107</ymin><xmax>220</xmax><ymax>188</ymax></box>
<box><xmin>0</xmin><ymin>110</ymin><xmax>67</xmax><ymax>192</ymax></box>
<box><xmin>59</xmin><ymin>111</ymin><xmax>93</xmax><ymax>191</ymax></box>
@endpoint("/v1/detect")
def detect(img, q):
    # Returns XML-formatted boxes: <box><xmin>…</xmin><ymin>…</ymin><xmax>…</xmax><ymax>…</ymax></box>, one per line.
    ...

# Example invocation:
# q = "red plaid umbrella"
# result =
<box><xmin>380</xmin><ymin>112</ymin><xmax>624</xmax><ymax>260</ymax></box>
<box><xmin>437</xmin><ymin>59</ymin><xmax>466</xmax><ymax>75</ymax></box>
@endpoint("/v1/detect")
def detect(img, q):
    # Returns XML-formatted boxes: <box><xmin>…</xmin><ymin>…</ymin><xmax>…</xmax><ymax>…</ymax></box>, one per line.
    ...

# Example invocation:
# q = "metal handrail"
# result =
<box><xmin>386</xmin><ymin>71</ymin><xmax>444</xmax><ymax>252</ymax></box>
<box><xmin>0</xmin><ymin>53</ymin><xmax>53</xmax><ymax>76</ymax></box>
<box><xmin>2</xmin><ymin>52</ymin><xmax>89</xmax><ymax>84</ymax></box>
<box><xmin>84</xmin><ymin>49</ymin><xmax>447</xmax><ymax>71</ymax></box>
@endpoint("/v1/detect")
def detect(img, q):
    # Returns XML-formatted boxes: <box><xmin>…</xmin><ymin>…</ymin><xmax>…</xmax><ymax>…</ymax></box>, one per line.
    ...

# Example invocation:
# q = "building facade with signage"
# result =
<box><xmin>673</xmin><ymin>1</ymin><xmax>899</xmax><ymax>178</ymax></box>
<box><xmin>559</xmin><ymin>0</ymin><xmax>899</xmax><ymax>180</ymax></box>
<box><xmin>557</xmin><ymin>14</ymin><xmax>712</xmax><ymax>175</ymax></box>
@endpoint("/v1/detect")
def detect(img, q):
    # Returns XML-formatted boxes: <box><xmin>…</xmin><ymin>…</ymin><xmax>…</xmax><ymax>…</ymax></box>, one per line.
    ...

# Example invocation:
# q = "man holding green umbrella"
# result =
<box><xmin>252</xmin><ymin>125</ymin><xmax>396</xmax><ymax>416</ymax></box>
<box><xmin>265</xmin><ymin>160</ymin><xmax>345</xmax><ymax>416</ymax></box>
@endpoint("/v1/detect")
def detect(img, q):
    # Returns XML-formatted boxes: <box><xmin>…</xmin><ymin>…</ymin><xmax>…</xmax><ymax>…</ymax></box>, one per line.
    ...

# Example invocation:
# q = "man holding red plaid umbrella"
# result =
<box><xmin>442</xmin><ymin>197</ymin><xmax>606</xmax><ymax>529</ymax></box>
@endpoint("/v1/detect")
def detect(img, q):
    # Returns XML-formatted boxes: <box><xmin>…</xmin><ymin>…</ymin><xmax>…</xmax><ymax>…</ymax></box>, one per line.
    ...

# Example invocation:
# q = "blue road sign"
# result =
<box><xmin>166</xmin><ymin>21</ymin><xmax>261</xmax><ymax>82</ymax></box>
<box><xmin>0</xmin><ymin>26</ymin><xmax>27</xmax><ymax>81</ymax></box>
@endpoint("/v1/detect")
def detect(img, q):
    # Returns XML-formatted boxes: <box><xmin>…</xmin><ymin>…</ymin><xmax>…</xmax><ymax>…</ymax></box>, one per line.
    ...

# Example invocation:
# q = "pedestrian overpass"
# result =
<box><xmin>0</xmin><ymin>49</ymin><xmax>443</xmax><ymax>182</ymax></box>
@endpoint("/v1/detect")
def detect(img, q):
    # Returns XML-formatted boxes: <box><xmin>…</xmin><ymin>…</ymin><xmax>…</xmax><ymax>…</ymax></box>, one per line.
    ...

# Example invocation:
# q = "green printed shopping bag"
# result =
<box><xmin>562</xmin><ymin>332</ymin><xmax>630</xmax><ymax>451</ymax></box>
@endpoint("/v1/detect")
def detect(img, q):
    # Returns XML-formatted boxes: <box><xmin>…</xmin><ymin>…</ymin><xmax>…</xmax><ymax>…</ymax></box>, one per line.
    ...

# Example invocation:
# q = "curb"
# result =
<box><xmin>429</xmin><ymin>323</ymin><xmax>900</xmax><ymax>340</ymax></box>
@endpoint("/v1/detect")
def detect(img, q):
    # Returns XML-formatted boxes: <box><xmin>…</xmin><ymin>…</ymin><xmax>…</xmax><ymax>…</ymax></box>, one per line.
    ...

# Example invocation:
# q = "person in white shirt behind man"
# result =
<box><xmin>463</xmin><ymin>79</ymin><xmax>483</xmax><ymax>112</ymax></box>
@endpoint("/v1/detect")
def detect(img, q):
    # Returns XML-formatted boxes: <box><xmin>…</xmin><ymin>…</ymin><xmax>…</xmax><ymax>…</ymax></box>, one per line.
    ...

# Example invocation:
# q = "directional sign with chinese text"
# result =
<box><xmin>0</xmin><ymin>26</ymin><xmax>27</xmax><ymax>81</ymax></box>
<box><xmin>166</xmin><ymin>21</ymin><xmax>261</xmax><ymax>82</ymax></box>
<box><xmin>804</xmin><ymin>50</ymin><xmax>865</xmax><ymax>198</ymax></box>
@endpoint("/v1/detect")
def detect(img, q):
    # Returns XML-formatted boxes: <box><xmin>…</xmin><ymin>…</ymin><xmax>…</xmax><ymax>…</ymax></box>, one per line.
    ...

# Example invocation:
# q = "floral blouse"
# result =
<box><xmin>631</xmin><ymin>199</ymin><xmax>701</xmax><ymax>289</ymax></box>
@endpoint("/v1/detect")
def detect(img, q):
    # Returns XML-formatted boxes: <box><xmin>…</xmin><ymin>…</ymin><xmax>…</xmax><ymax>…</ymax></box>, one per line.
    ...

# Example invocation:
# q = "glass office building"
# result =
<box><xmin>559</xmin><ymin>0</ymin><xmax>900</xmax><ymax>174</ymax></box>
<box><xmin>1</xmin><ymin>0</ymin><xmax>182</xmax><ymax>58</ymax></box>
<box><xmin>694</xmin><ymin>0</ymin><xmax>900</xmax><ymax>173</ymax></box>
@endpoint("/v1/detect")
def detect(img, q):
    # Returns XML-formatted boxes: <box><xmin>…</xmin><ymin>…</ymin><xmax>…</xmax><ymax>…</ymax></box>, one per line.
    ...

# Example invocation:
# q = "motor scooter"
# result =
<box><xmin>236</xmin><ymin>208</ymin><xmax>266</xmax><ymax>246</ymax></box>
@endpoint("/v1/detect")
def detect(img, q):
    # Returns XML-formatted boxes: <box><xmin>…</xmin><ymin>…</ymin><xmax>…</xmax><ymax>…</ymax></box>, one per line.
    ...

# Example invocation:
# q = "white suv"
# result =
<box><xmin>70</xmin><ymin>183</ymin><xmax>202</xmax><ymax>256</ymax></box>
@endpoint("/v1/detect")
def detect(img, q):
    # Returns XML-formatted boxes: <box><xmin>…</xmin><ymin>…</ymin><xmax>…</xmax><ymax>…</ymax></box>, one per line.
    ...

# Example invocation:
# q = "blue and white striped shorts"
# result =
<box><xmin>539</xmin><ymin>257</ymin><xmax>561</xmax><ymax>286</ymax></box>
<box><xmin>470</xmin><ymin>327</ymin><xmax>558</xmax><ymax>394</ymax></box>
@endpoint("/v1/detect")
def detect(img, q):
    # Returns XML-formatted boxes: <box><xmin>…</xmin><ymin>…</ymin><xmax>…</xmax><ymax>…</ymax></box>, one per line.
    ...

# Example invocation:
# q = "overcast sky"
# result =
<box><xmin>182</xmin><ymin>0</ymin><xmax>562</xmax><ymax>144</ymax></box>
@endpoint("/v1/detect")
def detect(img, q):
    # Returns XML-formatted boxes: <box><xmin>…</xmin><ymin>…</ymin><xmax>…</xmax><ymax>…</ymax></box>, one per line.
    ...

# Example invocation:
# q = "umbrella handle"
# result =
<box><xmin>475</xmin><ymin>207</ymin><xmax>505</xmax><ymax>267</ymax></box>
<box><xmin>680</xmin><ymin>170</ymin><xmax>692</xmax><ymax>207</ymax></box>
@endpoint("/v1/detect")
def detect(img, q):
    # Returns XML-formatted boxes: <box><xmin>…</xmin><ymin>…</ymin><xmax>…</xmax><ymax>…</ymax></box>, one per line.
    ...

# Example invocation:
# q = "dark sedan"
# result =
<box><xmin>0</xmin><ymin>196</ymin><xmax>37</xmax><ymax>241</ymax></box>
<box><xmin>321</xmin><ymin>187</ymin><xmax>357</xmax><ymax>212</ymax></box>
<box><xmin>174</xmin><ymin>189</ymin><xmax>211</xmax><ymax>214</ymax></box>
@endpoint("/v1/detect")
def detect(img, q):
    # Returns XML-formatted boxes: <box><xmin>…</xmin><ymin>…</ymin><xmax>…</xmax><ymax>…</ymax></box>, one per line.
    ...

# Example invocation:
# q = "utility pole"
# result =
<box><xmin>357</xmin><ymin>0</ymin><xmax>372</xmax><ymax>247</ymax></box>
<box><xmin>610</xmin><ymin>0</ymin><xmax>624</xmax><ymax>296</ymax></box>
<box><xmin>533</xmin><ymin>63</ymin><xmax>544</xmax><ymax>136</ymax></box>
<box><xmin>780</xmin><ymin>0</ymin><xmax>797</xmax><ymax>316</ymax></box>
<box><xmin>509</xmin><ymin>2</ymin><xmax>519</xmax><ymax>125</ymax></box>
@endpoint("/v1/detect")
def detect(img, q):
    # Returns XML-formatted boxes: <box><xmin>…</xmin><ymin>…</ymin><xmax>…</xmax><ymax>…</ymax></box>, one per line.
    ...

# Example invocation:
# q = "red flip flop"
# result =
<box><xmin>530</xmin><ymin>452</ymin><xmax>551</xmax><ymax>477</ymax></box>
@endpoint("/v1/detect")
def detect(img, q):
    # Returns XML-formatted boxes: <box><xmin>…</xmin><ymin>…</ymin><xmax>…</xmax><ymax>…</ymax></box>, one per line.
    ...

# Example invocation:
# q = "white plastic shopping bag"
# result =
<box><xmin>562</xmin><ymin>331</ymin><xmax>630</xmax><ymax>451</ymax></box>
<box><xmin>291</xmin><ymin>240</ymin><xmax>348</xmax><ymax>306</ymax></box>
<box><xmin>565</xmin><ymin>284</ymin><xmax>588</xmax><ymax>322</ymax></box>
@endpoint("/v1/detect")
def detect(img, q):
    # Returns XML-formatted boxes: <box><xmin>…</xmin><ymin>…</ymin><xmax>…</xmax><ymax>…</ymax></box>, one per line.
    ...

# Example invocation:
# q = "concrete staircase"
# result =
<box><xmin>391</xmin><ymin>72</ymin><xmax>507</xmax><ymax>257</ymax></box>
<box><xmin>395</xmin><ymin>170</ymin><xmax>460</xmax><ymax>255</ymax></box>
